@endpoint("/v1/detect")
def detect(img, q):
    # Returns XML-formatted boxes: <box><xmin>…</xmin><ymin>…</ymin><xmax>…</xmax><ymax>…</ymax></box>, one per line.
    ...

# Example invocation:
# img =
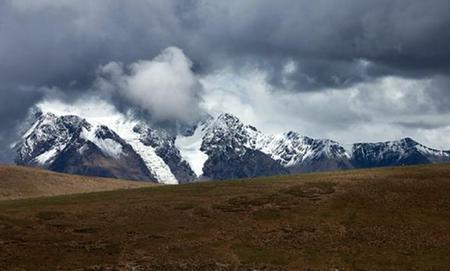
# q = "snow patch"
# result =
<box><xmin>95</xmin><ymin>138</ymin><xmax>123</xmax><ymax>158</ymax></box>
<box><xmin>34</xmin><ymin>148</ymin><xmax>58</xmax><ymax>165</ymax></box>
<box><xmin>175</xmin><ymin>124</ymin><xmax>208</xmax><ymax>177</ymax></box>
<box><xmin>22</xmin><ymin>120</ymin><xmax>40</xmax><ymax>139</ymax></box>
<box><xmin>128</xmin><ymin>137</ymin><xmax>178</xmax><ymax>184</ymax></box>
<box><xmin>80</xmin><ymin>127</ymin><xmax>123</xmax><ymax>159</ymax></box>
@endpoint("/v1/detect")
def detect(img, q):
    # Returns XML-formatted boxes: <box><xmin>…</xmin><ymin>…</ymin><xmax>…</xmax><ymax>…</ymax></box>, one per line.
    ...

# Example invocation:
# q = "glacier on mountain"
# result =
<box><xmin>175</xmin><ymin>123</ymin><xmax>209</xmax><ymax>177</ymax></box>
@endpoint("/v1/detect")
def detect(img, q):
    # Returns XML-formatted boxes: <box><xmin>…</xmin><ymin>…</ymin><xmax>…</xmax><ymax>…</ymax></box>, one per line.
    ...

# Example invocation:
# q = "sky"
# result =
<box><xmin>1</xmin><ymin>0</ymin><xmax>450</xmax><ymax>162</ymax></box>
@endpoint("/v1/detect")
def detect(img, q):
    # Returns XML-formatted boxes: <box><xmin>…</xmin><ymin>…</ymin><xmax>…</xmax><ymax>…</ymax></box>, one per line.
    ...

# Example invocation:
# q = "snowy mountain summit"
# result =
<box><xmin>14</xmin><ymin>110</ymin><xmax>450</xmax><ymax>184</ymax></box>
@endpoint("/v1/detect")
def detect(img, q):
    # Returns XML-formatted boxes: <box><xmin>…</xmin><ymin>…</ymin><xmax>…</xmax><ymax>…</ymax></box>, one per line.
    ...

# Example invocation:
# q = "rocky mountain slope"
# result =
<box><xmin>15</xmin><ymin>112</ymin><xmax>156</xmax><ymax>182</ymax></box>
<box><xmin>13</xmin><ymin>110</ymin><xmax>450</xmax><ymax>183</ymax></box>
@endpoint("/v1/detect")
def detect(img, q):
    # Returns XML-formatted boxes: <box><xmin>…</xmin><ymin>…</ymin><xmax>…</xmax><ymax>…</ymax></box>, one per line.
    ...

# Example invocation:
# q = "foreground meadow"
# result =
<box><xmin>1</xmin><ymin>164</ymin><xmax>450</xmax><ymax>270</ymax></box>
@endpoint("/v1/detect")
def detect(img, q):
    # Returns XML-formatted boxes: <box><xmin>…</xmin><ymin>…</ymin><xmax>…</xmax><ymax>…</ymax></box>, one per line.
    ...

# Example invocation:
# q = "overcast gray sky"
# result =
<box><xmin>1</xmin><ymin>0</ymin><xmax>450</xmax><ymax>162</ymax></box>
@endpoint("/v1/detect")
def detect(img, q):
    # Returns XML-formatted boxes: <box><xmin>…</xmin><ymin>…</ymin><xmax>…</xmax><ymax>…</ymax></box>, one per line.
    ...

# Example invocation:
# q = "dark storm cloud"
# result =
<box><xmin>2</xmin><ymin>0</ymin><xmax>450</xmax><ymax>90</ymax></box>
<box><xmin>203</xmin><ymin>0</ymin><xmax>450</xmax><ymax>90</ymax></box>
<box><xmin>425</xmin><ymin>76</ymin><xmax>450</xmax><ymax>113</ymax></box>
<box><xmin>0</xmin><ymin>87</ymin><xmax>45</xmax><ymax>162</ymax></box>
<box><xmin>1</xmin><ymin>0</ymin><xmax>450</xmax><ymax>161</ymax></box>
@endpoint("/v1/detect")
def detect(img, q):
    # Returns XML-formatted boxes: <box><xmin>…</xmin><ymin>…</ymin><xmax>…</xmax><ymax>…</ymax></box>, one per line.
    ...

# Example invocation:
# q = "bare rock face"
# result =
<box><xmin>202</xmin><ymin>148</ymin><xmax>288</xmax><ymax>180</ymax></box>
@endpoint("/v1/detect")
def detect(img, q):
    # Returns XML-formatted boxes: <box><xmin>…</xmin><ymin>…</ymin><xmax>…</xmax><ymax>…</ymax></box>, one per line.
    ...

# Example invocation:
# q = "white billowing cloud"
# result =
<box><xmin>200</xmin><ymin>67</ymin><xmax>450</xmax><ymax>150</ymax></box>
<box><xmin>97</xmin><ymin>47</ymin><xmax>203</xmax><ymax>124</ymax></box>
<box><xmin>37</xmin><ymin>97</ymin><xmax>120</xmax><ymax>123</ymax></box>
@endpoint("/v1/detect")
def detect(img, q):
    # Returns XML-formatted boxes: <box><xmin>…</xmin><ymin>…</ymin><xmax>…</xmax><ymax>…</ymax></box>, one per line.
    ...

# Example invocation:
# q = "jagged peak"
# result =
<box><xmin>217</xmin><ymin>112</ymin><xmax>239</xmax><ymax>121</ymax></box>
<box><xmin>399</xmin><ymin>137</ymin><xmax>418</xmax><ymax>145</ymax></box>
<box><xmin>31</xmin><ymin>111</ymin><xmax>90</xmax><ymax>131</ymax></box>
<box><xmin>285</xmin><ymin>131</ymin><xmax>301</xmax><ymax>137</ymax></box>
<box><xmin>203</xmin><ymin>113</ymin><xmax>260</xmax><ymax>136</ymax></box>
<box><xmin>206</xmin><ymin>113</ymin><xmax>242</xmax><ymax>129</ymax></box>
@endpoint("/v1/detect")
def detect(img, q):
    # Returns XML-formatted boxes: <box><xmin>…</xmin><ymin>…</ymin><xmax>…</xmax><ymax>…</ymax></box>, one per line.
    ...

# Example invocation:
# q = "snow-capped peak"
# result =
<box><xmin>201</xmin><ymin>113</ymin><xmax>262</xmax><ymax>151</ymax></box>
<box><xmin>18</xmin><ymin>105</ymin><xmax>180</xmax><ymax>184</ymax></box>
<box><xmin>352</xmin><ymin>137</ymin><xmax>449</xmax><ymax>160</ymax></box>
<box><xmin>175</xmin><ymin>113</ymin><xmax>262</xmax><ymax>177</ymax></box>
<box><xmin>256</xmin><ymin>131</ymin><xmax>351</xmax><ymax>168</ymax></box>
<box><xmin>16</xmin><ymin>112</ymin><xmax>89</xmax><ymax>167</ymax></box>
<box><xmin>177</xmin><ymin>113</ymin><xmax>353</xmax><ymax>175</ymax></box>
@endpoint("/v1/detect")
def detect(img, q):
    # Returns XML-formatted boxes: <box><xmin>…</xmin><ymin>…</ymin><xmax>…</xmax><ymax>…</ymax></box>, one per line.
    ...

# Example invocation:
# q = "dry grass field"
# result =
<box><xmin>1</xmin><ymin>164</ymin><xmax>450</xmax><ymax>270</ymax></box>
<box><xmin>0</xmin><ymin>166</ymin><xmax>154</xmax><ymax>200</ymax></box>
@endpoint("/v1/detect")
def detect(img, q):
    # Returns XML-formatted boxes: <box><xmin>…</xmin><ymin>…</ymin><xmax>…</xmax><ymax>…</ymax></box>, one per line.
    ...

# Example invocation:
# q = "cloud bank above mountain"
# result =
<box><xmin>95</xmin><ymin>47</ymin><xmax>204</xmax><ymax>124</ymax></box>
<box><xmin>1</xmin><ymin>0</ymin><xmax>450</xmax><ymax>162</ymax></box>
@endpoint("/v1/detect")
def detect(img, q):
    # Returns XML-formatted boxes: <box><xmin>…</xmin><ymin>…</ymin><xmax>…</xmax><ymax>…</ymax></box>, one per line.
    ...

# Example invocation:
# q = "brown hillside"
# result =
<box><xmin>0</xmin><ymin>165</ymin><xmax>154</xmax><ymax>200</ymax></box>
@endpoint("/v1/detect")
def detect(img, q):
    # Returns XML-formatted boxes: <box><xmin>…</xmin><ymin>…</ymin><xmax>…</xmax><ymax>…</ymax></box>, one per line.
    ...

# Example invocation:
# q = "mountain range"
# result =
<box><xmin>13</xmin><ymin>109</ymin><xmax>450</xmax><ymax>184</ymax></box>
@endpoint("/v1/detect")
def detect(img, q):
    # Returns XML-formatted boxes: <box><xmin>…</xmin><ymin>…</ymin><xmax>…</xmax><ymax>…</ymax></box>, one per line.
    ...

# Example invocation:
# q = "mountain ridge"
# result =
<box><xmin>13</xmin><ymin>110</ymin><xmax>450</xmax><ymax>183</ymax></box>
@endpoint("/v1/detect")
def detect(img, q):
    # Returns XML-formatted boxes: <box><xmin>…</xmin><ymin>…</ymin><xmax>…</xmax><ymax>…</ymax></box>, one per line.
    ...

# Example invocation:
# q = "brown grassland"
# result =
<box><xmin>1</xmin><ymin>164</ymin><xmax>450</xmax><ymax>270</ymax></box>
<box><xmin>0</xmin><ymin>166</ymin><xmax>154</xmax><ymax>200</ymax></box>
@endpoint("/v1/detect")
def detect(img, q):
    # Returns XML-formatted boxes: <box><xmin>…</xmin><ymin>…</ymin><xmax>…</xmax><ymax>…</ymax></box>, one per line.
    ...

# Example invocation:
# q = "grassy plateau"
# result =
<box><xmin>1</xmin><ymin>164</ymin><xmax>450</xmax><ymax>270</ymax></box>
